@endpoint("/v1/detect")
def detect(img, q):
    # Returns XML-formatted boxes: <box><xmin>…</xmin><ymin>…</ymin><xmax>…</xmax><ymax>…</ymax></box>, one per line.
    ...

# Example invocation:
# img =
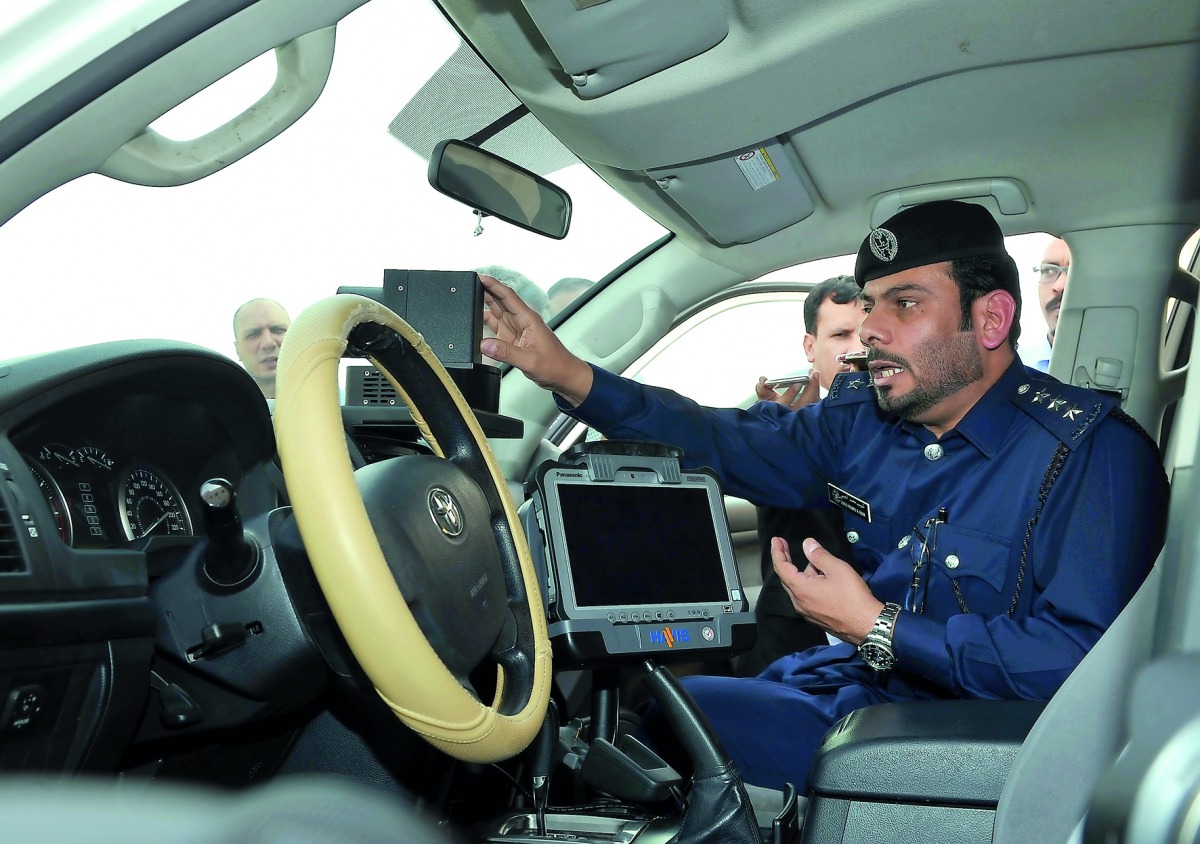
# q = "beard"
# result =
<box><xmin>870</xmin><ymin>330</ymin><xmax>984</xmax><ymax>420</ymax></box>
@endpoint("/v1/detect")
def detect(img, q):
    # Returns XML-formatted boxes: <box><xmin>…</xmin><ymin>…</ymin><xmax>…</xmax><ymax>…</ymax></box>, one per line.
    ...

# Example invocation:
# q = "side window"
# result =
<box><xmin>626</xmin><ymin>291</ymin><xmax>810</xmax><ymax>408</ymax></box>
<box><xmin>556</xmin><ymin>289</ymin><xmax>813</xmax><ymax>448</ymax></box>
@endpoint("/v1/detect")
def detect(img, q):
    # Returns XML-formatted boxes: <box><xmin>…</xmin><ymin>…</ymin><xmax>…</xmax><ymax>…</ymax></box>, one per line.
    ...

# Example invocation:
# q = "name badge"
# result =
<box><xmin>828</xmin><ymin>483</ymin><xmax>872</xmax><ymax>523</ymax></box>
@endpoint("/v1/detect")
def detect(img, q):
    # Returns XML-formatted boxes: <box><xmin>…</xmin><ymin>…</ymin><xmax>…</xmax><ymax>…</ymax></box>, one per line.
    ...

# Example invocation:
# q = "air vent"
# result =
<box><xmin>347</xmin><ymin>368</ymin><xmax>399</xmax><ymax>407</ymax></box>
<box><xmin>0</xmin><ymin>491</ymin><xmax>25</xmax><ymax>573</ymax></box>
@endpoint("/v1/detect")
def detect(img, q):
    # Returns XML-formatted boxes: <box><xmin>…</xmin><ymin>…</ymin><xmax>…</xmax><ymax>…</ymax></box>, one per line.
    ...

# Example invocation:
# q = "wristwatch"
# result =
<box><xmin>858</xmin><ymin>602</ymin><xmax>901</xmax><ymax>671</ymax></box>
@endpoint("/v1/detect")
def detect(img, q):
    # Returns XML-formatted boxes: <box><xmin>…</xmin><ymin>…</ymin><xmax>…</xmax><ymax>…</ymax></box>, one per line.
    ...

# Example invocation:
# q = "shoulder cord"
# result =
<box><xmin>949</xmin><ymin>442</ymin><xmax>1070</xmax><ymax>616</ymax></box>
<box><xmin>1111</xmin><ymin>406</ymin><xmax>1164</xmax><ymax>461</ymax></box>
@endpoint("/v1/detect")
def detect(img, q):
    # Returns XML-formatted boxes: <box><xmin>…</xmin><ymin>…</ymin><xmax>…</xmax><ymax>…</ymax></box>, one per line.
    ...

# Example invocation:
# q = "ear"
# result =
<box><xmin>975</xmin><ymin>290</ymin><xmax>1016</xmax><ymax>351</ymax></box>
<box><xmin>803</xmin><ymin>333</ymin><xmax>817</xmax><ymax>363</ymax></box>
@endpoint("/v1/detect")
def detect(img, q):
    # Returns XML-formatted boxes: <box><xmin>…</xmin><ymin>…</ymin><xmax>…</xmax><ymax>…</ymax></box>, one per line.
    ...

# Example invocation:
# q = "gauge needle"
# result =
<box><xmin>138</xmin><ymin>510</ymin><xmax>170</xmax><ymax>538</ymax></box>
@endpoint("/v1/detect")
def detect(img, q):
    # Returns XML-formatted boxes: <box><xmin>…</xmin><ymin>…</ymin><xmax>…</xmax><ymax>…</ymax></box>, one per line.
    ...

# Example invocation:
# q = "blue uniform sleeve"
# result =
<box><xmin>892</xmin><ymin>415</ymin><xmax>1169</xmax><ymax>700</ymax></box>
<box><xmin>566</xmin><ymin>365</ymin><xmax>848</xmax><ymax>508</ymax></box>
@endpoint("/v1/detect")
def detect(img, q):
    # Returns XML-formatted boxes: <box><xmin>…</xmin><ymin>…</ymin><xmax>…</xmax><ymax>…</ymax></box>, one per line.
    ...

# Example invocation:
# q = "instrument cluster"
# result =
<box><xmin>23</xmin><ymin>441</ymin><xmax>193</xmax><ymax>547</ymax></box>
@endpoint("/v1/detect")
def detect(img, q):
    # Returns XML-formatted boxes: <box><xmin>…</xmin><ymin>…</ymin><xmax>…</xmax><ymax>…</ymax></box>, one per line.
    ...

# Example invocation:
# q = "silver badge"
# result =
<box><xmin>828</xmin><ymin>483</ymin><xmax>872</xmax><ymax>523</ymax></box>
<box><xmin>869</xmin><ymin>227</ymin><xmax>899</xmax><ymax>262</ymax></box>
<box><xmin>428</xmin><ymin>487</ymin><xmax>464</xmax><ymax>537</ymax></box>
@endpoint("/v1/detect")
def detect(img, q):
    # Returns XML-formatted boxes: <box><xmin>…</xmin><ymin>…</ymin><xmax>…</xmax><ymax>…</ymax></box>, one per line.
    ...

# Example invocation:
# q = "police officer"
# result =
<box><xmin>479</xmin><ymin>200</ymin><xmax>1170</xmax><ymax>793</ymax></box>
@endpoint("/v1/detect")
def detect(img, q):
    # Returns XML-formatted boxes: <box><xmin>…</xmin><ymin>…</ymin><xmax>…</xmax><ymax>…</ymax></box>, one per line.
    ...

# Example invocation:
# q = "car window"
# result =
<box><xmin>635</xmin><ymin>233</ymin><xmax>1061</xmax><ymax>398</ymax></box>
<box><xmin>629</xmin><ymin>291</ymin><xmax>811</xmax><ymax>408</ymax></box>
<box><xmin>553</xmin><ymin>232</ymin><xmax>1060</xmax><ymax>449</ymax></box>
<box><xmin>0</xmin><ymin>1</ymin><xmax>666</xmax><ymax>364</ymax></box>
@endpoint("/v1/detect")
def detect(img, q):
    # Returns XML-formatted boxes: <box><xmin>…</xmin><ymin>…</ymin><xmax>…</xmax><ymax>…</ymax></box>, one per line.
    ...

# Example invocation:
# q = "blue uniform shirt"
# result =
<box><xmin>563</xmin><ymin>358</ymin><xmax>1168</xmax><ymax>702</ymax></box>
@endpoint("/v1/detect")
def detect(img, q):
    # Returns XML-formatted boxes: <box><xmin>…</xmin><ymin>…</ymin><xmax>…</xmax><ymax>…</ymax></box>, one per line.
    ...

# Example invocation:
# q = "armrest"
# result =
<box><xmin>809</xmin><ymin>700</ymin><xmax>1047</xmax><ymax>805</ymax></box>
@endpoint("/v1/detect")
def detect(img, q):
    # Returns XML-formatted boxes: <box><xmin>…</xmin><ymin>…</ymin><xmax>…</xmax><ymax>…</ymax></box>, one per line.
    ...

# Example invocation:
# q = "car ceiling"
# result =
<box><xmin>439</xmin><ymin>0</ymin><xmax>1200</xmax><ymax>274</ymax></box>
<box><xmin>1</xmin><ymin>0</ymin><xmax>1197</xmax><ymax>276</ymax></box>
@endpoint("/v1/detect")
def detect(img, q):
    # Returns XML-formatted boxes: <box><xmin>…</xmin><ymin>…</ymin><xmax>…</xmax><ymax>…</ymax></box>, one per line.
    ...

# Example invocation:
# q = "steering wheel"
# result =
<box><xmin>273</xmin><ymin>294</ymin><xmax>551</xmax><ymax>763</ymax></box>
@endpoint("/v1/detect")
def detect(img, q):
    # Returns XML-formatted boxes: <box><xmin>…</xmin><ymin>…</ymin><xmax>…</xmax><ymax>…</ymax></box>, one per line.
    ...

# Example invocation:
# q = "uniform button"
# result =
<box><xmin>924</xmin><ymin>443</ymin><xmax>944</xmax><ymax>461</ymax></box>
<box><xmin>897</xmin><ymin>535</ymin><xmax>911</xmax><ymax>549</ymax></box>
<box><xmin>1018</xmin><ymin>384</ymin><xmax>1030</xmax><ymax>394</ymax></box>
<box><xmin>945</xmin><ymin>554</ymin><xmax>960</xmax><ymax>569</ymax></box>
<box><xmin>846</xmin><ymin>530</ymin><xmax>860</xmax><ymax>544</ymax></box>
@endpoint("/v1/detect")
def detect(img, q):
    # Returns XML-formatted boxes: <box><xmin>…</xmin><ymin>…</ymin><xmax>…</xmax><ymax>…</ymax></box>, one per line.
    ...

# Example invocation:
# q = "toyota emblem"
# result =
<box><xmin>428</xmin><ymin>487</ymin><xmax>464</xmax><ymax>537</ymax></box>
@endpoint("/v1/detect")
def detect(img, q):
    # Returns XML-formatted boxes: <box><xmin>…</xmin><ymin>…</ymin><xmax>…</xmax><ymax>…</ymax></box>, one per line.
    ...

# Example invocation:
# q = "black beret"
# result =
<box><xmin>853</xmin><ymin>200</ymin><xmax>1008</xmax><ymax>287</ymax></box>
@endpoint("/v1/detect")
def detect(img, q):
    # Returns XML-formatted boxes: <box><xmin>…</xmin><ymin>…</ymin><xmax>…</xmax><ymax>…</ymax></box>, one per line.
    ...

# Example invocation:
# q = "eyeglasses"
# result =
<box><xmin>1032</xmin><ymin>263</ymin><xmax>1068</xmax><ymax>285</ymax></box>
<box><xmin>906</xmin><ymin>508</ymin><xmax>947</xmax><ymax>614</ymax></box>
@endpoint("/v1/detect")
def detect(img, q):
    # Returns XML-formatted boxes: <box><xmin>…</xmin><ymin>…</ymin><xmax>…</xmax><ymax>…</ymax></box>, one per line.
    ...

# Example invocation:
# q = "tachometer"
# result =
<box><xmin>25</xmin><ymin>459</ymin><xmax>73</xmax><ymax>545</ymax></box>
<box><xmin>118</xmin><ymin>467</ymin><xmax>193</xmax><ymax>540</ymax></box>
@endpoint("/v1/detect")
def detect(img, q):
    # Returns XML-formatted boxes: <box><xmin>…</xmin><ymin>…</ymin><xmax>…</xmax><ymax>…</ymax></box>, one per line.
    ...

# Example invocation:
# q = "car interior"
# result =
<box><xmin>0</xmin><ymin>0</ymin><xmax>1199</xmax><ymax>842</ymax></box>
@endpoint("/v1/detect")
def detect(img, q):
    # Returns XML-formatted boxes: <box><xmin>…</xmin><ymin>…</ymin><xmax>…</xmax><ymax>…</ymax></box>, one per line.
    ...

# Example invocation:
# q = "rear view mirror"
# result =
<box><xmin>428</xmin><ymin>139</ymin><xmax>572</xmax><ymax>239</ymax></box>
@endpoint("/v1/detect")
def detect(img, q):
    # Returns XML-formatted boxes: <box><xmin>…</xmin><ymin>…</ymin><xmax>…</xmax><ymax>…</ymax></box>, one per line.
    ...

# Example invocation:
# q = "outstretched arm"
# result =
<box><xmin>479</xmin><ymin>273</ymin><xmax>594</xmax><ymax>406</ymax></box>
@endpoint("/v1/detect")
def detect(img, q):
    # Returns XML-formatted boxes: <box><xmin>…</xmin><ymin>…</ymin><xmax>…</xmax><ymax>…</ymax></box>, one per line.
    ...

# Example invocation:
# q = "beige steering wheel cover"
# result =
<box><xmin>274</xmin><ymin>294</ymin><xmax>550</xmax><ymax>763</ymax></box>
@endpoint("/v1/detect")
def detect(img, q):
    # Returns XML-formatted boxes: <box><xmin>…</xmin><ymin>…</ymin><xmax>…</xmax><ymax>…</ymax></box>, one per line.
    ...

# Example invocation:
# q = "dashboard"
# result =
<box><xmin>0</xmin><ymin>341</ymin><xmax>287</xmax><ymax>774</ymax></box>
<box><xmin>0</xmin><ymin>339</ymin><xmax>466</xmax><ymax>777</ymax></box>
<box><xmin>2</xmin><ymin>342</ymin><xmax>278</xmax><ymax>555</ymax></box>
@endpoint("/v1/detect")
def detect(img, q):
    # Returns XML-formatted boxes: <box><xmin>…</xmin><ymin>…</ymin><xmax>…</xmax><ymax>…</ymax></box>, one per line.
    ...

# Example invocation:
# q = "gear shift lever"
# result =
<box><xmin>528</xmin><ymin>699</ymin><xmax>559</xmax><ymax>836</ymax></box>
<box><xmin>199</xmin><ymin>478</ymin><xmax>259</xmax><ymax>587</ymax></box>
<box><xmin>640</xmin><ymin>660</ymin><xmax>760</xmax><ymax>844</ymax></box>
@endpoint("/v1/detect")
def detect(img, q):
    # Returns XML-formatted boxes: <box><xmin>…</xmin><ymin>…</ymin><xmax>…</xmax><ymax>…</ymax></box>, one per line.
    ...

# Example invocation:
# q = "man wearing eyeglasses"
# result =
<box><xmin>480</xmin><ymin>201</ymin><xmax>1169</xmax><ymax>794</ymax></box>
<box><xmin>1032</xmin><ymin>237</ymin><xmax>1071</xmax><ymax>370</ymax></box>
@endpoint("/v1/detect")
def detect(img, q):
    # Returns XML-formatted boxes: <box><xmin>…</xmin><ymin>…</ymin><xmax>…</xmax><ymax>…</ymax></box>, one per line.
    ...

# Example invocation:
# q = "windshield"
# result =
<box><xmin>0</xmin><ymin>1</ymin><xmax>666</xmax><ymax>363</ymax></box>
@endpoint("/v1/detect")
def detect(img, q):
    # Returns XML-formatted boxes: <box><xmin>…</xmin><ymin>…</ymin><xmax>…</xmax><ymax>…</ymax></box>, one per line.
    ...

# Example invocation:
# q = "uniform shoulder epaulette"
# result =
<box><xmin>1010</xmin><ymin>376</ymin><xmax>1118</xmax><ymax>447</ymax></box>
<box><xmin>824</xmin><ymin>371</ymin><xmax>875</xmax><ymax>405</ymax></box>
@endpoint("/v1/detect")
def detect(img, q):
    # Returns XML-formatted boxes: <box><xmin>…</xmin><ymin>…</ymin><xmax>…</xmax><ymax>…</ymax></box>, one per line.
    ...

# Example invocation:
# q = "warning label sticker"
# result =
<box><xmin>735</xmin><ymin>147</ymin><xmax>780</xmax><ymax>191</ymax></box>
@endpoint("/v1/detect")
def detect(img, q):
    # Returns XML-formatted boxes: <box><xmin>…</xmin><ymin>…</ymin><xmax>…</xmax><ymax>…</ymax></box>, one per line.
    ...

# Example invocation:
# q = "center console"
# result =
<box><xmin>481</xmin><ymin>441</ymin><xmax>765</xmax><ymax>844</ymax></box>
<box><xmin>800</xmin><ymin>699</ymin><xmax>1046</xmax><ymax>844</ymax></box>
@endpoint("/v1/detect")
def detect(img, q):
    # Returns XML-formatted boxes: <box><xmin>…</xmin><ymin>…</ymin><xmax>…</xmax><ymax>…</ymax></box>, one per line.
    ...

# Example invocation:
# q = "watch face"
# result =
<box><xmin>859</xmin><ymin>641</ymin><xmax>895</xmax><ymax>671</ymax></box>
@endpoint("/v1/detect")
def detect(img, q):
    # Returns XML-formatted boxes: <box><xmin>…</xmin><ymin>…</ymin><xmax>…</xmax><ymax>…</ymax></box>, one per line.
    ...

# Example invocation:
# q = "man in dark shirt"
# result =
<box><xmin>738</xmin><ymin>276</ymin><xmax>864</xmax><ymax>676</ymax></box>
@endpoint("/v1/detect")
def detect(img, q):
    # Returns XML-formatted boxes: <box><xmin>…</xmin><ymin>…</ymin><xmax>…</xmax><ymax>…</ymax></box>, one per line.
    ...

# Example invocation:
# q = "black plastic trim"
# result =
<box><xmin>0</xmin><ymin>598</ymin><xmax>155</xmax><ymax>645</ymax></box>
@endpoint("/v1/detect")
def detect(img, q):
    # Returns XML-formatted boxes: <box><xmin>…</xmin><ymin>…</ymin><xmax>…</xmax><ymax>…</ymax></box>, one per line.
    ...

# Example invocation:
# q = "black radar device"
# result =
<box><xmin>524</xmin><ymin>440</ymin><xmax>756</xmax><ymax>668</ymax></box>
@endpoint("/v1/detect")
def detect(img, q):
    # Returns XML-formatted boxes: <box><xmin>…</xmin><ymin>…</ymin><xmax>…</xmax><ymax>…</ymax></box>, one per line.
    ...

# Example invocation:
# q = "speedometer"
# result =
<box><xmin>118</xmin><ymin>467</ymin><xmax>193</xmax><ymax>541</ymax></box>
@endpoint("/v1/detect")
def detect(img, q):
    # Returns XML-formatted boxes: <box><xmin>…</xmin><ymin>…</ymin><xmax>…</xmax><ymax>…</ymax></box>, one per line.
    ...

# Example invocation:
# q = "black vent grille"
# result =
<box><xmin>356</xmin><ymin>370</ymin><xmax>399</xmax><ymax>406</ymax></box>
<box><xmin>0</xmin><ymin>492</ymin><xmax>24</xmax><ymax>573</ymax></box>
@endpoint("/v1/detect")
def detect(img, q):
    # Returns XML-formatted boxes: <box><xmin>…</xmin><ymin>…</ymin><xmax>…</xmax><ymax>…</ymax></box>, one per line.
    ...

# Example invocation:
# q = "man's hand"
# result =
<box><xmin>755</xmin><ymin>370</ymin><xmax>821</xmax><ymax>410</ymax></box>
<box><xmin>771</xmin><ymin>537</ymin><xmax>883</xmax><ymax>644</ymax></box>
<box><xmin>479</xmin><ymin>274</ymin><xmax>594</xmax><ymax>405</ymax></box>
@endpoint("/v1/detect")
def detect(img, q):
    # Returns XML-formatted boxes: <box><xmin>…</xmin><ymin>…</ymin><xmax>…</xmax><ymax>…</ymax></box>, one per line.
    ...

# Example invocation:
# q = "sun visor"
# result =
<box><xmin>518</xmin><ymin>0</ymin><xmax>727</xmax><ymax>99</ymax></box>
<box><xmin>645</xmin><ymin>139</ymin><xmax>815</xmax><ymax>245</ymax></box>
